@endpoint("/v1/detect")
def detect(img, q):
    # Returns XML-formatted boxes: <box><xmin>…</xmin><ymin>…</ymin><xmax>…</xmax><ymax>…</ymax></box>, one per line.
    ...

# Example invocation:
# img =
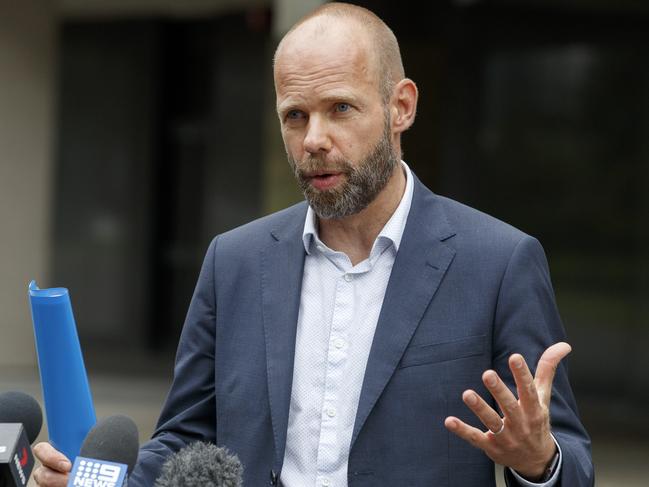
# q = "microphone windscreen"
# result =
<box><xmin>155</xmin><ymin>442</ymin><xmax>243</xmax><ymax>487</ymax></box>
<box><xmin>79</xmin><ymin>415</ymin><xmax>139</xmax><ymax>473</ymax></box>
<box><xmin>0</xmin><ymin>391</ymin><xmax>43</xmax><ymax>443</ymax></box>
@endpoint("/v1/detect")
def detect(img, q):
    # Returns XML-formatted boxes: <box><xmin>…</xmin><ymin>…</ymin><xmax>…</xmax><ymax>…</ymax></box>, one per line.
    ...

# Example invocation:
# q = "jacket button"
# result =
<box><xmin>269</xmin><ymin>470</ymin><xmax>278</xmax><ymax>486</ymax></box>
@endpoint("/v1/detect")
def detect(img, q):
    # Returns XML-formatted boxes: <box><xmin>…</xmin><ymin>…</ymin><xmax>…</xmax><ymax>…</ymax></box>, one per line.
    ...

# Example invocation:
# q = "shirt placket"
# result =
<box><xmin>315</xmin><ymin>269</ymin><xmax>354</xmax><ymax>487</ymax></box>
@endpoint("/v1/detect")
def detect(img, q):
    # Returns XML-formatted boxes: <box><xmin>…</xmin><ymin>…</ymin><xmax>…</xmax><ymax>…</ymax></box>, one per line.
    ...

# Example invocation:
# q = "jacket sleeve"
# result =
<box><xmin>128</xmin><ymin>237</ymin><xmax>219</xmax><ymax>486</ymax></box>
<box><xmin>492</xmin><ymin>236</ymin><xmax>594</xmax><ymax>487</ymax></box>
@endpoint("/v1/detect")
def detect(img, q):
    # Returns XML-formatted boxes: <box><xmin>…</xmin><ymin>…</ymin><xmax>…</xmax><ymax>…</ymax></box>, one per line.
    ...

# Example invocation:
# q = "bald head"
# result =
<box><xmin>275</xmin><ymin>2</ymin><xmax>404</xmax><ymax>103</ymax></box>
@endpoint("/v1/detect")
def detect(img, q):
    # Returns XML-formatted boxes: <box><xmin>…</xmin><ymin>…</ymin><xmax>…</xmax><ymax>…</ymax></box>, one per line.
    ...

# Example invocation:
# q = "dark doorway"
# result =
<box><xmin>53</xmin><ymin>12</ymin><xmax>271</xmax><ymax>371</ymax></box>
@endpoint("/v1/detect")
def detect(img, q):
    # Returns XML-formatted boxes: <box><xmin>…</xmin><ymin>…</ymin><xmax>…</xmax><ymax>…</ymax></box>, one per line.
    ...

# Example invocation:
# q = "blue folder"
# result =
<box><xmin>28</xmin><ymin>281</ymin><xmax>96</xmax><ymax>460</ymax></box>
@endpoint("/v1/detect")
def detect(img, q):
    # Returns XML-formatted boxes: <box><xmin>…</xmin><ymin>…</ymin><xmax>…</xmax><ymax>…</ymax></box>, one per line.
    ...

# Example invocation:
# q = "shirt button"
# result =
<box><xmin>334</xmin><ymin>338</ymin><xmax>345</xmax><ymax>349</ymax></box>
<box><xmin>344</xmin><ymin>273</ymin><xmax>353</xmax><ymax>282</ymax></box>
<box><xmin>327</xmin><ymin>408</ymin><xmax>336</xmax><ymax>418</ymax></box>
<box><xmin>322</xmin><ymin>479</ymin><xmax>331</xmax><ymax>486</ymax></box>
<box><xmin>317</xmin><ymin>245</ymin><xmax>325</xmax><ymax>252</ymax></box>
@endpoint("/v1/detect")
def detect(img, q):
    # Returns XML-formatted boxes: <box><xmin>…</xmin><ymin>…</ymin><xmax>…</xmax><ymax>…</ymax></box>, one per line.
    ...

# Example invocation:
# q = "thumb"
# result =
<box><xmin>33</xmin><ymin>442</ymin><xmax>72</xmax><ymax>472</ymax></box>
<box><xmin>534</xmin><ymin>342</ymin><xmax>572</xmax><ymax>405</ymax></box>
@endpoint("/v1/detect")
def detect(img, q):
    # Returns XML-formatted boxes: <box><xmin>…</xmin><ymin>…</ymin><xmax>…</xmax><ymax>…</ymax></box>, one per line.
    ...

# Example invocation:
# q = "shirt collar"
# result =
<box><xmin>302</xmin><ymin>160</ymin><xmax>415</xmax><ymax>254</ymax></box>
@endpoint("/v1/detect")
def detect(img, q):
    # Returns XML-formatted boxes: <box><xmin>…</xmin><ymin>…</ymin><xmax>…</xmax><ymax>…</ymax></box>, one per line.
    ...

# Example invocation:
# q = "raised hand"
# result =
<box><xmin>444</xmin><ymin>342</ymin><xmax>571</xmax><ymax>480</ymax></box>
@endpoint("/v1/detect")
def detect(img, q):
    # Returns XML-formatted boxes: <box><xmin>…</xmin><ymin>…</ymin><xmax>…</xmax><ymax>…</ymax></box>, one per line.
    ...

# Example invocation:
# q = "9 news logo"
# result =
<box><xmin>12</xmin><ymin>447</ymin><xmax>29</xmax><ymax>485</ymax></box>
<box><xmin>68</xmin><ymin>458</ymin><xmax>127</xmax><ymax>487</ymax></box>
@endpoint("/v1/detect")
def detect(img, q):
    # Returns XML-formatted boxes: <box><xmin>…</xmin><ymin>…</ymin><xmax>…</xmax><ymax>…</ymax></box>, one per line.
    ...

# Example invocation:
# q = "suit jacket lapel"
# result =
<box><xmin>260</xmin><ymin>204</ymin><xmax>307</xmax><ymax>471</ymax></box>
<box><xmin>351</xmin><ymin>177</ymin><xmax>456</xmax><ymax>448</ymax></box>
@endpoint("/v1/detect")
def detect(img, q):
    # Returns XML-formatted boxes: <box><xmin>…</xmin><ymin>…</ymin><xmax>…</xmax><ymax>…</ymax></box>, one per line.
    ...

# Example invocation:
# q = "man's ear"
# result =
<box><xmin>390</xmin><ymin>78</ymin><xmax>418</xmax><ymax>134</ymax></box>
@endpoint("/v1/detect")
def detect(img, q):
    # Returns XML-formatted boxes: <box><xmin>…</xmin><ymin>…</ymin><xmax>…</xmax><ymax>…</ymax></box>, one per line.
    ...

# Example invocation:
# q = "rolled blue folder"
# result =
<box><xmin>28</xmin><ymin>281</ymin><xmax>96</xmax><ymax>460</ymax></box>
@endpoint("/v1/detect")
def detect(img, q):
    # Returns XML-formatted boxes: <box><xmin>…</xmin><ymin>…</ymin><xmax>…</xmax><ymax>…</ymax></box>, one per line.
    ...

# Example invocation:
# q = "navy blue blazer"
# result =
<box><xmin>130</xmin><ymin>176</ymin><xmax>593</xmax><ymax>486</ymax></box>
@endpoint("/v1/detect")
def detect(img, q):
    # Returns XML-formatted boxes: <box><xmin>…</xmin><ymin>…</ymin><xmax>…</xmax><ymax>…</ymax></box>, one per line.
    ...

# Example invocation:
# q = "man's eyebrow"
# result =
<box><xmin>318</xmin><ymin>92</ymin><xmax>359</xmax><ymax>104</ymax></box>
<box><xmin>277</xmin><ymin>101</ymin><xmax>303</xmax><ymax>116</ymax></box>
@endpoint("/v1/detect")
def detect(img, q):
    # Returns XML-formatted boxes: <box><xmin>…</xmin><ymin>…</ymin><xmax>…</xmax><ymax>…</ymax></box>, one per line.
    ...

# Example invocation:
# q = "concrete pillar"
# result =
<box><xmin>0</xmin><ymin>1</ymin><xmax>57</xmax><ymax>370</ymax></box>
<box><xmin>272</xmin><ymin>0</ymin><xmax>323</xmax><ymax>37</ymax></box>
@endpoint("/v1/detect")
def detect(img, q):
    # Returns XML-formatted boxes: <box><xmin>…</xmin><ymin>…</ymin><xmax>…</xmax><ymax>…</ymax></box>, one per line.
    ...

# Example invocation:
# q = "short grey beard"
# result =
<box><xmin>288</xmin><ymin>120</ymin><xmax>399</xmax><ymax>220</ymax></box>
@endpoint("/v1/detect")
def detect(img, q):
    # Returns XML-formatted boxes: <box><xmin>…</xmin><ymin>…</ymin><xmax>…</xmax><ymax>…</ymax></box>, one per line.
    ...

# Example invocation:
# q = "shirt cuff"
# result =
<box><xmin>508</xmin><ymin>435</ymin><xmax>562</xmax><ymax>486</ymax></box>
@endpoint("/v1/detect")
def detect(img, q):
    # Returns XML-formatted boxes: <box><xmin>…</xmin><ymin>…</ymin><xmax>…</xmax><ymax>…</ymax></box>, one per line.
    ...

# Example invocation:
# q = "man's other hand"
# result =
<box><xmin>444</xmin><ymin>342</ymin><xmax>571</xmax><ymax>480</ymax></box>
<box><xmin>32</xmin><ymin>442</ymin><xmax>71</xmax><ymax>487</ymax></box>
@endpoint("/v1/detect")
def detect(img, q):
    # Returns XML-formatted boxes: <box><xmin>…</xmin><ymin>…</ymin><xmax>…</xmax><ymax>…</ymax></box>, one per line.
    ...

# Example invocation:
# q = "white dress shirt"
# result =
<box><xmin>280</xmin><ymin>162</ymin><xmax>561</xmax><ymax>487</ymax></box>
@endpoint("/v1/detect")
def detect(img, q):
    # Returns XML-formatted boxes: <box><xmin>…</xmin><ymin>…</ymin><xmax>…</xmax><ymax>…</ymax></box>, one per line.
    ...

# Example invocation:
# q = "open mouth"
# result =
<box><xmin>307</xmin><ymin>172</ymin><xmax>343</xmax><ymax>190</ymax></box>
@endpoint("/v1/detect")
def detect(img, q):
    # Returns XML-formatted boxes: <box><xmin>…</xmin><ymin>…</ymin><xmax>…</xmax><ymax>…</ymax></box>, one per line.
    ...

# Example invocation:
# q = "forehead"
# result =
<box><xmin>274</xmin><ymin>19</ymin><xmax>380</xmax><ymax>105</ymax></box>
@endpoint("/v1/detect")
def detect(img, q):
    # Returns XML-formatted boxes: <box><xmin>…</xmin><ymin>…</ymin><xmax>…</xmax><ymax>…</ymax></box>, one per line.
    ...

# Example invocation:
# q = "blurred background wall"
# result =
<box><xmin>0</xmin><ymin>1</ymin><xmax>57</xmax><ymax>369</ymax></box>
<box><xmin>1</xmin><ymin>0</ymin><xmax>647</xmax><ymax>484</ymax></box>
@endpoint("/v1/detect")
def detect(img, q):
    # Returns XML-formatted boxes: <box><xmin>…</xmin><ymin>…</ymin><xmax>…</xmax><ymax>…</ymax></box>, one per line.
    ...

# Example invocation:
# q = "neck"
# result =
<box><xmin>318</xmin><ymin>164</ymin><xmax>406</xmax><ymax>266</ymax></box>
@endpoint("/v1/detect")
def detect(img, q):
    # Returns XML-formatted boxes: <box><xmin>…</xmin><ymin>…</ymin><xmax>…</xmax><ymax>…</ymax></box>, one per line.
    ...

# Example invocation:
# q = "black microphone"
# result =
<box><xmin>0</xmin><ymin>391</ymin><xmax>43</xmax><ymax>487</ymax></box>
<box><xmin>154</xmin><ymin>442</ymin><xmax>243</xmax><ymax>487</ymax></box>
<box><xmin>66</xmin><ymin>415</ymin><xmax>139</xmax><ymax>487</ymax></box>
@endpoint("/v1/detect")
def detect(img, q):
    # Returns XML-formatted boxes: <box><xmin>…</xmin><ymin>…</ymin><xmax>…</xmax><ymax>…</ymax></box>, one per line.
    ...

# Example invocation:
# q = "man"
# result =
<box><xmin>34</xmin><ymin>3</ymin><xmax>593</xmax><ymax>486</ymax></box>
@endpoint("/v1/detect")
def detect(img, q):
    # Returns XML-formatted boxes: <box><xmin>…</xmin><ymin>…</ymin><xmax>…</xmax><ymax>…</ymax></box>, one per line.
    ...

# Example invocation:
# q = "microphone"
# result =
<box><xmin>154</xmin><ymin>442</ymin><xmax>243</xmax><ymax>487</ymax></box>
<box><xmin>67</xmin><ymin>415</ymin><xmax>139</xmax><ymax>487</ymax></box>
<box><xmin>0</xmin><ymin>391</ymin><xmax>43</xmax><ymax>487</ymax></box>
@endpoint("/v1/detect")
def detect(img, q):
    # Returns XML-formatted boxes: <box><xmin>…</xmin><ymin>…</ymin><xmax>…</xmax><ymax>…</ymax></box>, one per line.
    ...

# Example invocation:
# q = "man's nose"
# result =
<box><xmin>303</xmin><ymin>116</ymin><xmax>332</xmax><ymax>154</ymax></box>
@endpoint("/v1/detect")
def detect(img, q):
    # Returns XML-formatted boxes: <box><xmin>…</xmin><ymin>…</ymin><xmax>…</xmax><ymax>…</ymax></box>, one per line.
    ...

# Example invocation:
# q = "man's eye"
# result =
<box><xmin>286</xmin><ymin>110</ymin><xmax>304</xmax><ymax>120</ymax></box>
<box><xmin>335</xmin><ymin>103</ymin><xmax>351</xmax><ymax>113</ymax></box>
